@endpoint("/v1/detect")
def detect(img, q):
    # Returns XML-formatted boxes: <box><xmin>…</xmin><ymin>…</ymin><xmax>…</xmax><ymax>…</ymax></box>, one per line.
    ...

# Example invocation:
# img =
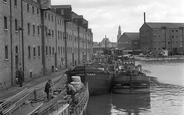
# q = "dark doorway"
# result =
<box><xmin>173</xmin><ymin>48</ymin><xmax>177</xmax><ymax>55</ymax></box>
<box><xmin>52</xmin><ymin>66</ymin><xmax>54</xmax><ymax>72</ymax></box>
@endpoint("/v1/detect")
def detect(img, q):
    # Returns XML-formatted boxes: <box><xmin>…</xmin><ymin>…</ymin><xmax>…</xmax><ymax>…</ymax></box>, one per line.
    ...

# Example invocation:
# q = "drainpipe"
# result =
<box><xmin>64</xmin><ymin>20</ymin><xmax>68</xmax><ymax>68</ymax></box>
<box><xmin>41</xmin><ymin>9</ymin><xmax>46</xmax><ymax>75</ymax></box>
<box><xmin>21</xmin><ymin>0</ymin><xmax>24</xmax><ymax>77</ymax></box>
<box><xmin>10</xmin><ymin>0</ymin><xmax>13</xmax><ymax>85</ymax></box>
<box><xmin>55</xmin><ymin>15</ymin><xmax>57</xmax><ymax>70</ymax></box>
<box><xmin>85</xmin><ymin>30</ymin><xmax>87</xmax><ymax>62</ymax></box>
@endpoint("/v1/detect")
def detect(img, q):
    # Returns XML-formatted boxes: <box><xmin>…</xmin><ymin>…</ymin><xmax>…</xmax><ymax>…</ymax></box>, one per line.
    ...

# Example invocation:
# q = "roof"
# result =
<box><xmin>124</xmin><ymin>32</ymin><xmax>139</xmax><ymax>41</ymax></box>
<box><xmin>146</xmin><ymin>22</ymin><xmax>184</xmax><ymax>28</ymax></box>
<box><xmin>51</xmin><ymin>5</ymin><xmax>72</xmax><ymax>9</ymax></box>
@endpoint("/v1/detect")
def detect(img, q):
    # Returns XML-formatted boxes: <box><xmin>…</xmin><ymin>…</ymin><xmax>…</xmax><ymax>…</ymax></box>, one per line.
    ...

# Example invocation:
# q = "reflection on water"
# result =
<box><xmin>111</xmin><ymin>93</ymin><xmax>150</xmax><ymax>115</ymax></box>
<box><xmin>150</xmin><ymin>83</ymin><xmax>184</xmax><ymax>115</ymax></box>
<box><xmin>87</xmin><ymin>60</ymin><xmax>184</xmax><ymax>115</ymax></box>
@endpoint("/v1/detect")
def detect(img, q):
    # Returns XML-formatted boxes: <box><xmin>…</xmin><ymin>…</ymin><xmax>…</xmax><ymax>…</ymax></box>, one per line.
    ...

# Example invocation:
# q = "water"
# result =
<box><xmin>87</xmin><ymin>59</ymin><xmax>184</xmax><ymax>115</ymax></box>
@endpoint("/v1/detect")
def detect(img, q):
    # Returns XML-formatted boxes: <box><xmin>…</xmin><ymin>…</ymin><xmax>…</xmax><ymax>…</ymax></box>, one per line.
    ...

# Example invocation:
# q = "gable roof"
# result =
<box><xmin>146</xmin><ymin>22</ymin><xmax>184</xmax><ymax>28</ymax></box>
<box><xmin>124</xmin><ymin>32</ymin><xmax>139</xmax><ymax>41</ymax></box>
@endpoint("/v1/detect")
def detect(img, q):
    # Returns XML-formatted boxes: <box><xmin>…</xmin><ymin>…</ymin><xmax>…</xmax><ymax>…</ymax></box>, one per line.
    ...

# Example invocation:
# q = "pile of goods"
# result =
<box><xmin>71</xmin><ymin>76</ymin><xmax>84</xmax><ymax>91</ymax></box>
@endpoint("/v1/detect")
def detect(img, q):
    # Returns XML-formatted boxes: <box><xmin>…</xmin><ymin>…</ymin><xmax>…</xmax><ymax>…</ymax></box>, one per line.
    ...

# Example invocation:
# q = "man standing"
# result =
<box><xmin>17</xmin><ymin>68</ymin><xmax>24</xmax><ymax>87</ymax></box>
<box><xmin>44</xmin><ymin>79</ymin><xmax>52</xmax><ymax>101</ymax></box>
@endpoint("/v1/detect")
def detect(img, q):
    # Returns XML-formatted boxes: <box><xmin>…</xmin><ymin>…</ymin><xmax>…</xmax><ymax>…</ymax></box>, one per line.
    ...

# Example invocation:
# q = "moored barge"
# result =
<box><xmin>112</xmin><ymin>59</ymin><xmax>150</xmax><ymax>94</ymax></box>
<box><xmin>66</xmin><ymin>64</ymin><xmax>113</xmax><ymax>96</ymax></box>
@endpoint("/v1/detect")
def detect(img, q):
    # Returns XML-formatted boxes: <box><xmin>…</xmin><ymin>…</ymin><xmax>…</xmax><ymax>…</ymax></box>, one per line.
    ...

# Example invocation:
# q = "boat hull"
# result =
<box><xmin>76</xmin><ymin>72</ymin><xmax>112</xmax><ymax>96</ymax></box>
<box><xmin>112</xmin><ymin>75</ymin><xmax>150</xmax><ymax>94</ymax></box>
<box><xmin>113</xmin><ymin>88</ymin><xmax>150</xmax><ymax>94</ymax></box>
<box><xmin>66</xmin><ymin>65</ymin><xmax>114</xmax><ymax>96</ymax></box>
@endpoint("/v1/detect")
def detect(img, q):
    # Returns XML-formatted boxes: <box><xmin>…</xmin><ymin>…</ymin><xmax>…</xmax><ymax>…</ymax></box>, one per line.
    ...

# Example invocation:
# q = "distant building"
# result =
<box><xmin>93</xmin><ymin>36</ymin><xmax>117</xmax><ymax>54</ymax></box>
<box><xmin>118</xmin><ymin>32</ymin><xmax>140</xmax><ymax>52</ymax></box>
<box><xmin>140</xmin><ymin>22</ymin><xmax>184</xmax><ymax>55</ymax></box>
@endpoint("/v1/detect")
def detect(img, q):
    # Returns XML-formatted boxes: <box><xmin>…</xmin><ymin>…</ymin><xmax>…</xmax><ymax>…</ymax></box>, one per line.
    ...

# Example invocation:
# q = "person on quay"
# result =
<box><xmin>44</xmin><ymin>79</ymin><xmax>52</xmax><ymax>101</ymax></box>
<box><xmin>17</xmin><ymin>68</ymin><xmax>24</xmax><ymax>87</ymax></box>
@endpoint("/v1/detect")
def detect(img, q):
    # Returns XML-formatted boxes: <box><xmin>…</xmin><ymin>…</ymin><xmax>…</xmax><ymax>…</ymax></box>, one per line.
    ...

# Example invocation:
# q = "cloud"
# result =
<box><xmin>51</xmin><ymin>0</ymin><xmax>184</xmax><ymax>42</ymax></box>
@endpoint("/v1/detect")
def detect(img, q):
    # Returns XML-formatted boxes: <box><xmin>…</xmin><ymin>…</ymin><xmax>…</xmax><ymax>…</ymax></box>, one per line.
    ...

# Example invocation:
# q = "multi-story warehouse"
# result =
<box><xmin>0</xmin><ymin>0</ymin><xmax>93</xmax><ymax>90</ymax></box>
<box><xmin>140</xmin><ymin>22</ymin><xmax>184</xmax><ymax>55</ymax></box>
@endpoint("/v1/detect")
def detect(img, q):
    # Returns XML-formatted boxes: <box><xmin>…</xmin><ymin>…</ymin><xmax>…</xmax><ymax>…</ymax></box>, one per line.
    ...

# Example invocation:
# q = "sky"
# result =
<box><xmin>51</xmin><ymin>0</ymin><xmax>184</xmax><ymax>42</ymax></box>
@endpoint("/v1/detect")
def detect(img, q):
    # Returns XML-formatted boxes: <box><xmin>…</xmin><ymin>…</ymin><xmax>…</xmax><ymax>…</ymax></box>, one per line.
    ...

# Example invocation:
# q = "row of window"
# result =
<box><xmin>3</xmin><ymin>16</ymin><xmax>89</xmax><ymax>43</ymax></box>
<box><xmin>27</xmin><ymin>46</ymin><xmax>41</xmax><ymax>59</ymax></box>
<box><xmin>4</xmin><ymin>16</ymin><xmax>19</xmax><ymax>31</ymax></box>
<box><xmin>4</xmin><ymin>44</ymin><xmax>85</xmax><ymax>60</ymax></box>
<box><xmin>27</xmin><ymin>23</ymin><xmax>40</xmax><ymax>35</ymax></box>
<box><xmin>141</xmin><ymin>41</ymin><xmax>181</xmax><ymax>45</ymax></box>
<box><xmin>3</xmin><ymin>0</ymin><xmax>17</xmax><ymax>6</ymax></box>
<box><xmin>141</xmin><ymin>29</ymin><xmax>179</xmax><ymax>33</ymax></box>
<box><xmin>141</xmin><ymin>35</ymin><xmax>182</xmax><ymax>39</ymax></box>
<box><xmin>27</xmin><ymin>3</ymin><xmax>40</xmax><ymax>16</ymax></box>
<box><xmin>142</xmin><ymin>47</ymin><xmax>181</xmax><ymax>51</ymax></box>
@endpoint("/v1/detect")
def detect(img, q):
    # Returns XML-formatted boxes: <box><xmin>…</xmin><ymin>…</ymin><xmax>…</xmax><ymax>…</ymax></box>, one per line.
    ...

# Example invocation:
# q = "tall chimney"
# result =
<box><xmin>144</xmin><ymin>12</ymin><xmax>146</xmax><ymax>23</ymax></box>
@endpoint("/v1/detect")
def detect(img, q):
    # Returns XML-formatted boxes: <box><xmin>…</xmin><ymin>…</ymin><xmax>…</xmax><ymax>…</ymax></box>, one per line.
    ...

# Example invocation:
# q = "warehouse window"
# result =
<box><xmin>28</xmin><ymin>46</ymin><xmax>31</xmax><ymax>59</ymax></box>
<box><xmin>37</xmin><ymin>25</ymin><xmax>40</xmax><ymax>35</ymax></box>
<box><xmin>38</xmin><ymin>46</ymin><xmax>40</xmax><ymax>56</ymax></box>
<box><xmin>49</xmin><ymin>46</ymin><xmax>51</xmax><ymax>55</ymax></box>
<box><xmin>14</xmin><ymin>0</ymin><xmax>17</xmax><ymax>6</ymax></box>
<box><xmin>51</xmin><ymin>15</ymin><xmax>53</xmax><ymax>22</ymax></box>
<box><xmin>27</xmin><ymin>4</ymin><xmax>29</xmax><ymax>12</ymax></box>
<box><xmin>60</xmin><ymin>32</ymin><xmax>63</xmax><ymax>39</ymax></box>
<box><xmin>37</xmin><ymin>8</ymin><xmax>39</xmax><ymax>15</ymax></box>
<box><xmin>5</xmin><ymin>45</ymin><xmax>8</xmax><ymax>59</ymax></box>
<box><xmin>33</xmin><ymin>25</ymin><xmax>35</xmax><ymax>35</ymax></box>
<box><xmin>15</xmin><ymin>45</ymin><xmax>18</xmax><ymax>54</ymax></box>
<box><xmin>45</xmin><ymin>12</ymin><xmax>47</xmax><ymax>19</ymax></box>
<box><xmin>48</xmin><ymin>14</ymin><xmax>50</xmax><ymax>21</ymax></box>
<box><xmin>15</xmin><ymin>19</ymin><xmax>18</xmax><ymax>31</ymax></box>
<box><xmin>46</xmin><ymin>46</ymin><xmax>48</xmax><ymax>55</ymax></box>
<box><xmin>58</xmin><ymin>47</ymin><xmax>60</xmax><ymax>54</ymax></box>
<box><xmin>58</xmin><ymin>31</ymin><xmax>60</xmax><ymax>39</ymax></box>
<box><xmin>4</xmin><ymin>16</ymin><xmax>8</xmax><ymax>30</ymax></box>
<box><xmin>27</xmin><ymin>23</ymin><xmax>30</xmax><ymax>34</ymax></box>
<box><xmin>33</xmin><ymin>46</ymin><xmax>36</xmax><ymax>57</ymax></box>
<box><xmin>52</xmin><ymin>47</ymin><xmax>54</xmax><ymax>55</ymax></box>
<box><xmin>32</xmin><ymin>6</ymin><xmax>34</xmax><ymax>14</ymax></box>
<box><xmin>61</xmin><ymin>47</ymin><xmax>62</xmax><ymax>54</ymax></box>
<box><xmin>52</xmin><ymin>30</ymin><xmax>54</xmax><ymax>38</ymax></box>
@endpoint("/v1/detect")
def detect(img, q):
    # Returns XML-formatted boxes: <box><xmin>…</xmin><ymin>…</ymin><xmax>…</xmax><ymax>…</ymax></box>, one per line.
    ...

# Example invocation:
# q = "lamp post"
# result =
<box><xmin>18</xmin><ymin>27</ymin><xmax>23</xmax><ymax>67</ymax></box>
<box><xmin>77</xmin><ymin>26</ymin><xmax>80</xmax><ymax>64</ymax></box>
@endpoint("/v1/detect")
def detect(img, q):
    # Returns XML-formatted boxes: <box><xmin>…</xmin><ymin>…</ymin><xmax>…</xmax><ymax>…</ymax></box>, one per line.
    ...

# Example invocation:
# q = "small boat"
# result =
<box><xmin>9</xmin><ymin>74</ymin><xmax>89</xmax><ymax>115</ymax></box>
<box><xmin>66</xmin><ymin>64</ymin><xmax>113</xmax><ymax>96</ymax></box>
<box><xmin>112</xmin><ymin>59</ymin><xmax>150</xmax><ymax>94</ymax></box>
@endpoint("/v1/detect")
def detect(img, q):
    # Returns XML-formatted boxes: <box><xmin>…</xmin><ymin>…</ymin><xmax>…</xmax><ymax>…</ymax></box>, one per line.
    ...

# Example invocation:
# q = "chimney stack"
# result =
<box><xmin>144</xmin><ymin>12</ymin><xmax>146</xmax><ymax>23</ymax></box>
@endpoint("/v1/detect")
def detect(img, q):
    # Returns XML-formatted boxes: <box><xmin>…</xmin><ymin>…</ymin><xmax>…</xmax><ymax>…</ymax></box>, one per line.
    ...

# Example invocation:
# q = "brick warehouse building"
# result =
<box><xmin>0</xmin><ymin>0</ymin><xmax>93</xmax><ymax>90</ymax></box>
<box><xmin>140</xmin><ymin>22</ymin><xmax>184</xmax><ymax>55</ymax></box>
<box><xmin>118</xmin><ymin>32</ymin><xmax>140</xmax><ymax>51</ymax></box>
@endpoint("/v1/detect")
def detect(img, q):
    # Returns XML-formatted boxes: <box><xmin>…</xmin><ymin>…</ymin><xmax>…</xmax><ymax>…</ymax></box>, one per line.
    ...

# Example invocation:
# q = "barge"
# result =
<box><xmin>66</xmin><ymin>64</ymin><xmax>113</xmax><ymax>96</ymax></box>
<box><xmin>112</xmin><ymin>59</ymin><xmax>150</xmax><ymax>94</ymax></box>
